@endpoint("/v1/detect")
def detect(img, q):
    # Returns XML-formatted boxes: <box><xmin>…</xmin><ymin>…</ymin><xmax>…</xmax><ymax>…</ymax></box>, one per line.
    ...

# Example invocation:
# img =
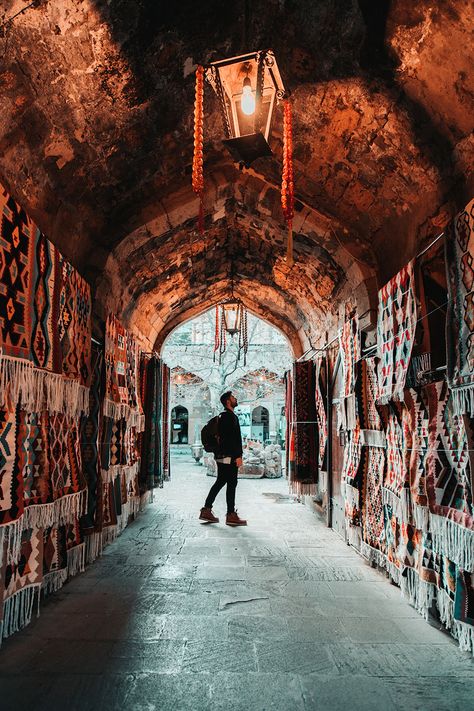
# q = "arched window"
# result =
<box><xmin>171</xmin><ymin>405</ymin><xmax>189</xmax><ymax>444</ymax></box>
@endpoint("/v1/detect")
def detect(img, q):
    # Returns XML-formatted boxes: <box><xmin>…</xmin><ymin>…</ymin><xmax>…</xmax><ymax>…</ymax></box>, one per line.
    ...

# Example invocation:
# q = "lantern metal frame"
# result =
<box><xmin>204</xmin><ymin>49</ymin><xmax>287</xmax><ymax>167</ymax></box>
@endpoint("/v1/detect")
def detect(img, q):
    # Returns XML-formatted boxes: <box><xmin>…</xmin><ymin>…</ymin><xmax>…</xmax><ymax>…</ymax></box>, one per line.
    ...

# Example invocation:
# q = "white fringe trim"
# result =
<box><xmin>103</xmin><ymin>398</ymin><xmax>145</xmax><ymax>431</ymax></box>
<box><xmin>399</xmin><ymin>568</ymin><xmax>435</xmax><ymax>619</ymax></box>
<box><xmin>67</xmin><ymin>543</ymin><xmax>86</xmax><ymax>577</ymax></box>
<box><xmin>42</xmin><ymin>569</ymin><xmax>68</xmax><ymax>595</ymax></box>
<box><xmin>1</xmin><ymin>490</ymin><xmax>87</xmax><ymax>565</ymax></box>
<box><xmin>288</xmin><ymin>481</ymin><xmax>317</xmax><ymax>497</ymax></box>
<box><xmin>346</xmin><ymin>523</ymin><xmax>361</xmax><ymax>549</ymax></box>
<box><xmin>452</xmin><ymin>620</ymin><xmax>474</xmax><ymax>654</ymax></box>
<box><xmin>2</xmin><ymin>518</ymin><xmax>24</xmax><ymax>566</ymax></box>
<box><xmin>101</xmin><ymin>525</ymin><xmax>119</xmax><ymax>547</ymax></box>
<box><xmin>360</xmin><ymin>542</ymin><xmax>401</xmax><ymax>583</ymax></box>
<box><xmin>412</xmin><ymin>503</ymin><xmax>429</xmax><ymax>530</ymax></box>
<box><xmin>343</xmin><ymin>483</ymin><xmax>360</xmax><ymax>509</ymax></box>
<box><xmin>429</xmin><ymin>513</ymin><xmax>474</xmax><ymax>572</ymax></box>
<box><xmin>101</xmin><ymin>463</ymin><xmax>139</xmax><ymax>485</ymax></box>
<box><xmin>436</xmin><ymin>588</ymin><xmax>454</xmax><ymax>629</ymax></box>
<box><xmin>450</xmin><ymin>385</ymin><xmax>474</xmax><ymax>417</ymax></box>
<box><xmin>85</xmin><ymin>532</ymin><xmax>103</xmax><ymax>565</ymax></box>
<box><xmin>0</xmin><ymin>354</ymin><xmax>89</xmax><ymax>418</ymax></box>
<box><xmin>1</xmin><ymin>584</ymin><xmax>41</xmax><ymax>640</ymax></box>
<box><xmin>382</xmin><ymin>486</ymin><xmax>411</xmax><ymax>523</ymax></box>
<box><xmin>23</xmin><ymin>490</ymin><xmax>88</xmax><ymax>530</ymax></box>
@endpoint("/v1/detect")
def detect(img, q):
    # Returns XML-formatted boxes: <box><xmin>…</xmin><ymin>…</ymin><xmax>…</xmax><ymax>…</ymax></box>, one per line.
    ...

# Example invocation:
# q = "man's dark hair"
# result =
<box><xmin>220</xmin><ymin>391</ymin><xmax>232</xmax><ymax>408</ymax></box>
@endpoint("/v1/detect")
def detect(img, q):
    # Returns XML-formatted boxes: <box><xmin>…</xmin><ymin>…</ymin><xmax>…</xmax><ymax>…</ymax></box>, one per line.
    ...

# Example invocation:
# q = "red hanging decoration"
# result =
<box><xmin>192</xmin><ymin>65</ymin><xmax>205</xmax><ymax>234</ymax></box>
<box><xmin>281</xmin><ymin>99</ymin><xmax>294</xmax><ymax>266</ymax></box>
<box><xmin>214</xmin><ymin>304</ymin><xmax>220</xmax><ymax>360</ymax></box>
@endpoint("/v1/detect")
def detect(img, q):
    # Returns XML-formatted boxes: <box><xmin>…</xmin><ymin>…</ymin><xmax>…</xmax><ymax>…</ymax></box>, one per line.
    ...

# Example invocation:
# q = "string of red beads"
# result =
<box><xmin>281</xmin><ymin>99</ymin><xmax>294</xmax><ymax>264</ymax></box>
<box><xmin>192</xmin><ymin>65</ymin><xmax>205</xmax><ymax>234</ymax></box>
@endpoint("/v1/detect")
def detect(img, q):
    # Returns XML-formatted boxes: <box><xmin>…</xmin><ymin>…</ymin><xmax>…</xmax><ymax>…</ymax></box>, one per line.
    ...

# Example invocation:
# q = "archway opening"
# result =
<box><xmin>251</xmin><ymin>405</ymin><xmax>270</xmax><ymax>443</ymax></box>
<box><xmin>171</xmin><ymin>405</ymin><xmax>189</xmax><ymax>444</ymax></box>
<box><xmin>162</xmin><ymin>307</ymin><xmax>292</xmax><ymax>477</ymax></box>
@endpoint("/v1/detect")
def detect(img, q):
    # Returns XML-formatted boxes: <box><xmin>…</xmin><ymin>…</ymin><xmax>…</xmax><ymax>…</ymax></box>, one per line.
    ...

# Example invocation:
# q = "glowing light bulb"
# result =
<box><xmin>241</xmin><ymin>78</ymin><xmax>255</xmax><ymax>116</ymax></box>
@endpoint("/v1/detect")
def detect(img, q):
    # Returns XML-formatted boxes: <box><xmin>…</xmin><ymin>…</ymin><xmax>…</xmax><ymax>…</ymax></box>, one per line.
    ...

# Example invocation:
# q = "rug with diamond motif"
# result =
<box><xmin>445</xmin><ymin>198</ymin><xmax>474</xmax><ymax>416</ymax></box>
<box><xmin>289</xmin><ymin>360</ymin><xmax>318</xmax><ymax>496</ymax></box>
<box><xmin>377</xmin><ymin>260</ymin><xmax>417</xmax><ymax>404</ymax></box>
<box><xmin>426</xmin><ymin>380</ymin><xmax>474</xmax><ymax>571</ymax></box>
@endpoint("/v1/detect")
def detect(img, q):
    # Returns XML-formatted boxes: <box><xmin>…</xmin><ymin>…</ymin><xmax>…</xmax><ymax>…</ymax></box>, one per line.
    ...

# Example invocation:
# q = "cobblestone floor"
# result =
<box><xmin>1</xmin><ymin>455</ymin><xmax>474</xmax><ymax>710</ymax></box>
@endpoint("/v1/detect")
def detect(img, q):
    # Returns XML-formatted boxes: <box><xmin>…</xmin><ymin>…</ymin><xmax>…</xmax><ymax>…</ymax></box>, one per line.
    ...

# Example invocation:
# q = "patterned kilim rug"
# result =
<box><xmin>65</xmin><ymin>518</ymin><xmax>85</xmax><ymax>577</ymax></box>
<box><xmin>126</xmin><ymin>331</ymin><xmax>144</xmax><ymax>431</ymax></box>
<box><xmin>42</xmin><ymin>525</ymin><xmax>67</xmax><ymax>594</ymax></box>
<box><xmin>445</xmin><ymin>198</ymin><xmax>474</xmax><ymax>416</ymax></box>
<box><xmin>0</xmin><ymin>184</ymin><xmax>91</xmax><ymax>418</ymax></box>
<box><xmin>404</xmin><ymin>388</ymin><xmax>430</xmax><ymax>529</ymax></box>
<box><xmin>315</xmin><ymin>357</ymin><xmax>327</xmax><ymax>470</ymax></box>
<box><xmin>356</xmin><ymin>358</ymin><xmax>385</xmax><ymax>446</ymax></box>
<box><xmin>340</xmin><ymin>315</ymin><xmax>360</xmax><ymax>399</ymax></box>
<box><xmin>285</xmin><ymin>370</ymin><xmax>293</xmax><ymax>482</ymax></box>
<box><xmin>104</xmin><ymin>314</ymin><xmax>128</xmax><ymax>422</ymax></box>
<box><xmin>80</xmin><ymin>345</ymin><xmax>103</xmax><ymax>533</ymax></box>
<box><xmin>56</xmin><ymin>254</ymin><xmax>92</xmax><ymax>390</ymax></box>
<box><xmin>455</xmin><ymin>569</ymin><xmax>474</xmax><ymax>621</ymax></box>
<box><xmin>289</xmin><ymin>360</ymin><xmax>318</xmax><ymax>496</ymax></box>
<box><xmin>361</xmin><ymin>445</ymin><xmax>386</xmax><ymax>561</ymax></box>
<box><xmin>377</xmin><ymin>260</ymin><xmax>417</xmax><ymax>404</ymax></box>
<box><xmin>162</xmin><ymin>363</ymin><xmax>171</xmax><ymax>482</ymax></box>
<box><xmin>383</xmin><ymin>402</ymin><xmax>411</xmax><ymax>522</ymax></box>
<box><xmin>342</xmin><ymin>422</ymin><xmax>362</xmax><ymax>529</ymax></box>
<box><xmin>426</xmin><ymin>380</ymin><xmax>474</xmax><ymax>571</ymax></box>
<box><xmin>48</xmin><ymin>411</ymin><xmax>87</xmax><ymax>515</ymax></box>
<box><xmin>104</xmin><ymin>315</ymin><xmax>143</xmax><ymax>428</ymax></box>
<box><xmin>0</xmin><ymin>407</ymin><xmax>24</xmax><ymax>559</ymax></box>
<box><xmin>1</xmin><ymin>527</ymin><xmax>43</xmax><ymax>638</ymax></box>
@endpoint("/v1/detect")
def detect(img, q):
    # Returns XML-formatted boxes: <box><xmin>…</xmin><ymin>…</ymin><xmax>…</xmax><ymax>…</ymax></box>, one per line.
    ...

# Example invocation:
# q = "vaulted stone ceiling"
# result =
<box><xmin>1</xmin><ymin>0</ymin><xmax>473</xmax><ymax>349</ymax></box>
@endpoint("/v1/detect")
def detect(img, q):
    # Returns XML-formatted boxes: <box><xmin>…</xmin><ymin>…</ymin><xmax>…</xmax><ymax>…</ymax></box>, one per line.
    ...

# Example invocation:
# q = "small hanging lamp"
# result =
<box><xmin>204</xmin><ymin>50</ymin><xmax>286</xmax><ymax>167</ymax></box>
<box><xmin>192</xmin><ymin>49</ymin><xmax>295</xmax><ymax>263</ymax></box>
<box><xmin>214</xmin><ymin>292</ymin><xmax>248</xmax><ymax>365</ymax></box>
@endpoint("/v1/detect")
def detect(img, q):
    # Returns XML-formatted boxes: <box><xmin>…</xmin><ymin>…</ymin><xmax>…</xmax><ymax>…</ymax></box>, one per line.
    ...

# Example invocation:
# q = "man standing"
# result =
<box><xmin>199</xmin><ymin>391</ymin><xmax>247</xmax><ymax>526</ymax></box>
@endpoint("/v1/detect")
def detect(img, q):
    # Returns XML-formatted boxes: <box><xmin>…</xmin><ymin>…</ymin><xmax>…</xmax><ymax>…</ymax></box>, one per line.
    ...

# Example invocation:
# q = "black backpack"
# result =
<box><xmin>201</xmin><ymin>415</ymin><xmax>221</xmax><ymax>453</ymax></box>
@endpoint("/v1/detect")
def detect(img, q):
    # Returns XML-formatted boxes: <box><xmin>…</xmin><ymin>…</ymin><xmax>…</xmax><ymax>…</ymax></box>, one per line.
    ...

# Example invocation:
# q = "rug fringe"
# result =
<box><xmin>451</xmin><ymin>385</ymin><xmax>474</xmax><ymax>417</ymax></box>
<box><xmin>412</xmin><ymin>503</ymin><xmax>429</xmax><ymax>530</ymax></box>
<box><xmin>288</xmin><ymin>481</ymin><xmax>317</xmax><ymax>497</ymax></box>
<box><xmin>0</xmin><ymin>353</ymin><xmax>89</xmax><ymax>418</ymax></box>
<box><xmin>23</xmin><ymin>490</ymin><xmax>88</xmax><ymax>531</ymax></box>
<box><xmin>85</xmin><ymin>531</ymin><xmax>103</xmax><ymax>564</ymax></box>
<box><xmin>42</xmin><ymin>569</ymin><xmax>68</xmax><ymax>595</ymax></box>
<box><xmin>1</xmin><ymin>584</ymin><xmax>41</xmax><ymax>640</ymax></box>
<box><xmin>103</xmin><ymin>398</ymin><xmax>145</xmax><ymax>431</ymax></box>
<box><xmin>429</xmin><ymin>513</ymin><xmax>474</xmax><ymax>572</ymax></box>
<box><xmin>67</xmin><ymin>543</ymin><xmax>86</xmax><ymax>577</ymax></box>
<box><xmin>382</xmin><ymin>486</ymin><xmax>410</xmax><ymax>523</ymax></box>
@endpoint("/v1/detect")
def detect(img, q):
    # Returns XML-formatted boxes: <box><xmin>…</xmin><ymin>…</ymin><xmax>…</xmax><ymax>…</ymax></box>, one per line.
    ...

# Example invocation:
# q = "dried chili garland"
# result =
<box><xmin>192</xmin><ymin>65</ymin><xmax>205</xmax><ymax>233</ymax></box>
<box><xmin>281</xmin><ymin>99</ymin><xmax>294</xmax><ymax>266</ymax></box>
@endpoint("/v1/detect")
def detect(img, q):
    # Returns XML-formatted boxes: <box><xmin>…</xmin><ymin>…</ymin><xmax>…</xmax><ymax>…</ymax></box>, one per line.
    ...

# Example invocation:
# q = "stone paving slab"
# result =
<box><xmin>0</xmin><ymin>455</ymin><xmax>473</xmax><ymax>711</ymax></box>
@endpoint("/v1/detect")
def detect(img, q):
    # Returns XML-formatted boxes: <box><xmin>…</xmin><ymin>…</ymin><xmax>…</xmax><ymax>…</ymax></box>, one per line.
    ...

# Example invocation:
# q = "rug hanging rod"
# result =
<box><xmin>416</xmin><ymin>229</ymin><xmax>445</xmax><ymax>260</ymax></box>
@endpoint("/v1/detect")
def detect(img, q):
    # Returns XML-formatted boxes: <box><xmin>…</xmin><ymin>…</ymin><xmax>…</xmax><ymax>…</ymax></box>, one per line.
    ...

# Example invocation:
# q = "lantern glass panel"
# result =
<box><xmin>223</xmin><ymin>303</ymin><xmax>241</xmax><ymax>335</ymax></box>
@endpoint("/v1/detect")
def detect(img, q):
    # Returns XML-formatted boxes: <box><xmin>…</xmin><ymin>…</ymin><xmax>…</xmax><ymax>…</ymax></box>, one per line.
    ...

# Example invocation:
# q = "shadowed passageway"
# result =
<box><xmin>1</xmin><ymin>456</ymin><xmax>473</xmax><ymax>711</ymax></box>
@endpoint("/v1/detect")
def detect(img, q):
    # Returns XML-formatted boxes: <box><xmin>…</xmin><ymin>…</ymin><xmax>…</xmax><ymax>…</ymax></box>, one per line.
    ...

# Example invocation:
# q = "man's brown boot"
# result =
<box><xmin>199</xmin><ymin>507</ymin><xmax>219</xmax><ymax>523</ymax></box>
<box><xmin>226</xmin><ymin>511</ymin><xmax>247</xmax><ymax>526</ymax></box>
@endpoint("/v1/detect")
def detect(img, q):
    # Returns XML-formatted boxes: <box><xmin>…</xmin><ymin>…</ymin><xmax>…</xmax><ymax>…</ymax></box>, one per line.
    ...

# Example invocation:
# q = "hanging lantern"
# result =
<box><xmin>204</xmin><ymin>50</ymin><xmax>286</xmax><ymax>167</ymax></box>
<box><xmin>214</xmin><ymin>299</ymin><xmax>248</xmax><ymax>364</ymax></box>
<box><xmin>192</xmin><ymin>50</ymin><xmax>296</xmax><ymax>263</ymax></box>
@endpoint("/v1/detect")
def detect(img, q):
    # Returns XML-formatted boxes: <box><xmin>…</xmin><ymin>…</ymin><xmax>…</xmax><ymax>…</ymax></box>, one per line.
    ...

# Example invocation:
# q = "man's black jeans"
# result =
<box><xmin>205</xmin><ymin>462</ymin><xmax>238</xmax><ymax>514</ymax></box>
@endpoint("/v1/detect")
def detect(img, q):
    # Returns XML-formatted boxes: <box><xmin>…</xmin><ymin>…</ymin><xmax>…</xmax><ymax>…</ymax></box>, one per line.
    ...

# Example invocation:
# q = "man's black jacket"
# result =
<box><xmin>216</xmin><ymin>409</ymin><xmax>243</xmax><ymax>460</ymax></box>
